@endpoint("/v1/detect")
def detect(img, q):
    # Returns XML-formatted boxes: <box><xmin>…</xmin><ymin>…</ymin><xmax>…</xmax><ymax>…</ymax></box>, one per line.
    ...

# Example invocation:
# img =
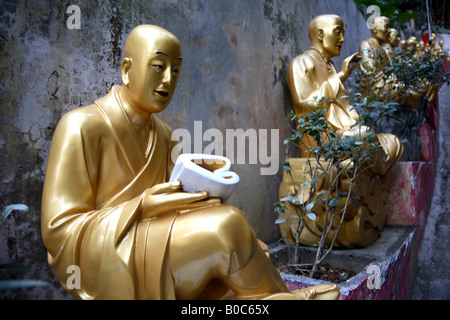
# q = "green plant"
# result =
<box><xmin>0</xmin><ymin>204</ymin><xmax>48</xmax><ymax>291</ymax></box>
<box><xmin>354</xmin><ymin>0</ymin><xmax>418</xmax><ymax>29</ymax></box>
<box><xmin>275</xmin><ymin>94</ymin><xmax>391</xmax><ymax>277</ymax></box>
<box><xmin>357</xmin><ymin>42</ymin><xmax>449</xmax><ymax>108</ymax></box>
<box><xmin>385</xmin><ymin>47</ymin><xmax>450</xmax><ymax>92</ymax></box>
<box><xmin>355</xmin><ymin>0</ymin><xmax>450</xmax><ymax>35</ymax></box>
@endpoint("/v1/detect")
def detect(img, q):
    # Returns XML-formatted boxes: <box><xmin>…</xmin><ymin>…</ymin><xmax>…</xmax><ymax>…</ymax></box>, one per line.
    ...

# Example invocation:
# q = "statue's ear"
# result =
<box><xmin>371</xmin><ymin>24</ymin><xmax>379</xmax><ymax>35</ymax></box>
<box><xmin>121</xmin><ymin>58</ymin><xmax>132</xmax><ymax>86</ymax></box>
<box><xmin>317</xmin><ymin>29</ymin><xmax>324</xmax><ymax>42</ymax></box>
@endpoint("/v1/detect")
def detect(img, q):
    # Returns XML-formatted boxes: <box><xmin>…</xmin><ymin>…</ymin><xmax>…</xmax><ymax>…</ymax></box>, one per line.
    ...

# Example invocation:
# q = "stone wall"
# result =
<box><xmin>0</xmin><ymin>0</ymin><xmax>369</xmax><ymax>299</ymax></box>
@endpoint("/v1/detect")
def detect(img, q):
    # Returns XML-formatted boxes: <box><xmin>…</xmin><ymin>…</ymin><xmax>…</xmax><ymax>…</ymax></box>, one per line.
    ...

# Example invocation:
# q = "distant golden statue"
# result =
<box><xmin>383</xmin><ymin>28</ymin><xmax>400</xmax><ymax>60</ymax></box>
<box><xmin>359</xmin><ymin>16</ymin><xmax>421</xmax><ymax>108</ymax></box>
<box><xmin>281</xmin><ymin>15</ymin><xmax>403</xmax><ymax>248</ymax></box>
<box><xmin>41</xmin><ymin>25</ymin><xmax>339</xmax><ymax>300</ymax></box>
<box><xmin>401</xmin><ymin>36</ymin><xmax>418</xmax><ymax>52</ymax></box>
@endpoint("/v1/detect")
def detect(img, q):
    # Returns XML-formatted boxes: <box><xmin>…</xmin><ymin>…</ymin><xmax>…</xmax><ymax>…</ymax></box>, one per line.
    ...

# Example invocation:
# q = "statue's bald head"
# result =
<box><xmin>371</xmin><ymin>16</ymin><xmax>391</xmax><ymax>43</ymax></box>
<box><xmin>372</xmin><ymin>16</ymin><xmax>390</xmax><ymax>30</ymax></box>
<box><xmin>388</xmin><ymin>28</ymin><xmax>400</xmax><ymax>47</ymax></box>
<box><xmin>124</xmin><ymin>25</ymin><xmax>181</xmax><ymax>61</ymax></box>
<box><xmin>120</xmin><ymin>25</ymin><xmax>183</xmax><ymax>116</ymax></box>
<box><xmin>308</xmin><ymin>14</ymin><xmax>343</xmax><ymax>43</ymax></box>
<box><xmin>404</xmin><ymin>36</ymin><xmax>418</xmax><ymax>51</ymax></box>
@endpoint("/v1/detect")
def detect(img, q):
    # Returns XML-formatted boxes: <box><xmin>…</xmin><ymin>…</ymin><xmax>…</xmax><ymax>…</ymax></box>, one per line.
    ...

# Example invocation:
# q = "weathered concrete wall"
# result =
<box><xmin>0</xmin><ymin>0</ymin><xmax>369</xmax><ymax>299</ymax></box>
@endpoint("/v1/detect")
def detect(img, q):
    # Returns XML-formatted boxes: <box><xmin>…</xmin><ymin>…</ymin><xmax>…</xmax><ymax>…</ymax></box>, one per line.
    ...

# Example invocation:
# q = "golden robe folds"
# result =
<box><xmin>42</xmin><ymin>85</ymin><xmax>182</xmax><ymax>299</ymax></box>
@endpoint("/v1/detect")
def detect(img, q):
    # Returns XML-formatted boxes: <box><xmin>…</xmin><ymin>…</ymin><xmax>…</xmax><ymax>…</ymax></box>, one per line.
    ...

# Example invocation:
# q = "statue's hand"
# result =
<box><xmin>140</xmin><ymin>181</ymin><xmax>219</xmax><ymax>219</ymax></box>
<box><xmin>339</xmin><ymin>52</ymin><xmax>361</xmax><ymax>82</ymax></box>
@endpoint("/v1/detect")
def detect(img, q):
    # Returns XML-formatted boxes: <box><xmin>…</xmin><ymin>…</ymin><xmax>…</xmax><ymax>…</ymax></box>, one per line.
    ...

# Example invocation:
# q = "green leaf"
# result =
<box><xmin>329</xmin><ymin>197</ymin><xmax>339</xmax><ymax>208</ymax></box>
<box><xmin>394</xmin><ymin>12</ymin><xmax>418</xmax><ymax>24</ymax></box>
<box><xmin>280</xmin><ymin>196</ymin><xmax>293</xmax><ymax>202</ymax></box>
<box><xmin>339</xmin><ymin>191</ymin><xmax>349</xmax><ymax>197</ymax></box>
<box><xmin>273</xmin><ymin>205</ymin><xmax>286</xmax><ymax>214</ymax></box>
<box><xmin>299</xmin><ymin>180</ymin><xmax>309</xmax><ymax>186</ymax></box>
<box><xmin>1</xmin><ymin>204</ymin><xmax>29</xmax><ymax>224</ymax></box>
<box><xmin>283</xmin><ymin>162</ymin><xmax>292</xmax><ymax>173</ymax></box>
<box><xmin>307</xmin><ymin>213</ymin><xmax>316</xmax><ymax>221</ymax></box>
<box><xmin>275</xmin><ymin>218</ymin><xmax>286</xmax><ymax>224</ymax></box>
<box><xmin>306</xmin><ymin>203</ymin><xmax>314</xmax><ymax>212</ymax></box>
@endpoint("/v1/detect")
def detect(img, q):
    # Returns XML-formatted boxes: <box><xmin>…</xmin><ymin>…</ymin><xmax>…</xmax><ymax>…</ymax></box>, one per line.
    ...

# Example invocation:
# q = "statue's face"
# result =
<box><xmin>373</xmin><ymin>18</ymin><xmax>391</xmax><ymax>43</ymax></box>
<box><xmin>320</xmin><ymin>17</ymin><xmax>345</xmax><ymax>58</ymax></box>
<box><xmin>126</xmin><ymin>35</ymin><xmax>182</xmax><ymax>115</ymax></box>
<box><xmin>389</xmin><ymin>29</ymin><xmax>400</xmax><ymax>47</ymax></box>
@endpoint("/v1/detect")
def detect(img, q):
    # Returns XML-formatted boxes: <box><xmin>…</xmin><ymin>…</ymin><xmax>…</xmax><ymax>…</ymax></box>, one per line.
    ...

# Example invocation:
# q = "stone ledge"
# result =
<box><xmin>269</xmin><ymin>225</ymin><xmax>417</xmax><ymax>299</ymax></box>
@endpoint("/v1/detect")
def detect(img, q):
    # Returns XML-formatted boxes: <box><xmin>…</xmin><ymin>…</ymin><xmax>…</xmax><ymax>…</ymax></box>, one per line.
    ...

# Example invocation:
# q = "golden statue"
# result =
<box><xmin>401</xmin><ymin>36</ymin><xmax>418</xmax><ymax>52</ymax></box>
<box><xmin>383</xmin><ymin>28</ymin><xmax>400</xmax><ymax>60</ymax></box>
<box><xmin>281</xmin><ymin>14</ymin><xmax>403</xmax><ymax>248</ymax></box>
<box><xmin>417</xmin><ymin>40</ymin><xmax>426</xmax><ymax>56</ymax></box>
<box><xmin>434</xmin><ymin>40</ymin><xmax>445</xmax><ymax>56</ymax></box>
<box><xmin>41</xmin><ymin>25</ymin><xmax>339</xmax><ymax>300</ymax></box>
<box><xmin>428</xmin><ymin>33</ymin><xmax>437</xmax><ymax>49</ymax></box>
<box><xmin>359</xmin><ymin>16</ymin><xmax>421</xmax><ymax>108</ymax></box>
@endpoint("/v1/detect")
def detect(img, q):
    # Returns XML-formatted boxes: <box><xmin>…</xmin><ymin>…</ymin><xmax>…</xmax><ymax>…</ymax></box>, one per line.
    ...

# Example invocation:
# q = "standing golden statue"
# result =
<box><xmin>359</xmin><ymin>16</ymin><xmax>421</xmax><ymax>108</ymax></box>
<box><xmin>41</xmin><ymin>25</ymin><xmax>339</xmax><ymax>300</ymax></box>
<box><xmin>280</xmin><ymin>15</ymin><xmax>403</xmax><ymax>248</ymax></box>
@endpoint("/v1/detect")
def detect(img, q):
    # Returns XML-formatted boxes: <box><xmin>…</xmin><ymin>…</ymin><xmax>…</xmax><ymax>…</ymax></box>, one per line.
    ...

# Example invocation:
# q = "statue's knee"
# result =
<box><xmin>216</xmin><ymin>205</ymin><xmax>253</xmax><ymax>238</ymax></box>
<box><xmin>214</xmin><ymin>205</ymin><xmax>256</xmax><ymax>258</ymax></box>
<box><xmin>172</xmin><ymin>204</ymin><xmax>255</xmax><ymax>262</ymax></box>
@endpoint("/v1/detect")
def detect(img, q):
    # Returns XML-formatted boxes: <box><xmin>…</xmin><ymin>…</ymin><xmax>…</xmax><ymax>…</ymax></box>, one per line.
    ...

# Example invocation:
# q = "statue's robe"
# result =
<box><xmin>287</xmin><ymin>49</ymin><xmax>360</xmax><ymax>136</ymax></box>
<box><xmin>286</xmin><ymin>48</ymin><xmax>403</xmax><ymax>174</ymax></box>
<box><xmin>382</xmin><ymin>43</ymin><xmax>397</xmax><ymax>61</ymax></box>
<box><xmin>360</xmin><ymin>37</ymin><xmax>395</xmax><ymax>101</ymax></box>
<box><xmin>42</xmin><ymin>85</ymin><xmax>185</xmax><ymax>299</ymax></box>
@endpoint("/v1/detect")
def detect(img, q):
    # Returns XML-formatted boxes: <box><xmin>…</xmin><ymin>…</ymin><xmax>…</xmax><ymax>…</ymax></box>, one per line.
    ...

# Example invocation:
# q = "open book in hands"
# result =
<box><xmin>169</xmin><ymin>154</ymin><xmax>239</xmax><ymax>202</ymax></box>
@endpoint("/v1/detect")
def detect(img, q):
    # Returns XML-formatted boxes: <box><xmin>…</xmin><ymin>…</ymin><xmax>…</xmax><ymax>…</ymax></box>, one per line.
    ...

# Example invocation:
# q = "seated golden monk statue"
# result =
<box><xmin>401</xmin><ymin>36</ymin><xmax>418</xmax><ymax>52</ymax></box>
<box><xmin>359</xmin><ymin>16</ymin><xmax>421</xmax><ymax>108</ymax></box>
<box><xmin>41</xmin><ymin>25</ymin><xmax>339</xmax><ymax>300</ymax></box>
<box><xmin>280</xmin><ymin>15</ymin><xmax>403</xmax><ymax>248</ymax></box>
<box><xmin>383</xmin><ymin>28</ymin><xmax>400</xmax><ymax>60</ymax></box>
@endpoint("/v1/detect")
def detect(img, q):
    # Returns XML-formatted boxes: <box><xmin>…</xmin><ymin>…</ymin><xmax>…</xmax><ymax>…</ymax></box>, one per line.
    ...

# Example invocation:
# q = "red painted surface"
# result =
<box><xmin>386</xmin><ymin>122</ymin><xmax>438</xmax><ymax>228</ymax></box>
